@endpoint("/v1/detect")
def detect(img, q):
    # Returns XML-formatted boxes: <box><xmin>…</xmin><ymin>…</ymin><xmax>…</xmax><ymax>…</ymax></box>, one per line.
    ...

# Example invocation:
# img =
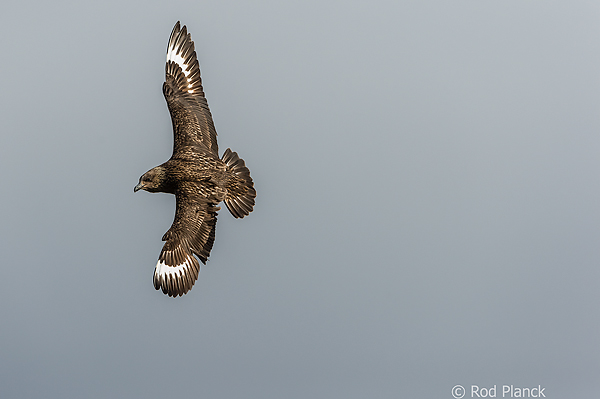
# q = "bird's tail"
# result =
<box><xmin>222</xmin><ymin>148</ymin><xmax>256</xmax><ymax>218</ymax></box>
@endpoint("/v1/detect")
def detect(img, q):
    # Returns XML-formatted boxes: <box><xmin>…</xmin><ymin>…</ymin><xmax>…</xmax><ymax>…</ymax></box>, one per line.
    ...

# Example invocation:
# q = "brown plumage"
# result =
<box><xmin>134</xmin><ymin>22</ymin><xmax>256</xmax><ymax>297</ymax></box>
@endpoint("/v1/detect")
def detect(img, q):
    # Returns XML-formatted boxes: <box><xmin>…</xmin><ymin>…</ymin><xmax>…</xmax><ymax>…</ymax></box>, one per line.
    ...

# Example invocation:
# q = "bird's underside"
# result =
<box><xmin>135</xmin><ymin>22</ymin><xmax>256</xmax><ymax>297</ymax></box>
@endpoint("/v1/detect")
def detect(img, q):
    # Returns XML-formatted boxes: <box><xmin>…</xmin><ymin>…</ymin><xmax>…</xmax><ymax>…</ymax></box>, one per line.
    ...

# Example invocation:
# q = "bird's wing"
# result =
<box><xmin>153</xmin><ymin>182</ymin><xmax>219</xmax><ymax>297</ymax></box>
<box><xmin>163</xmin><ymin>21</ymin><xmax>219</xmax><ymax>157</ymax></box>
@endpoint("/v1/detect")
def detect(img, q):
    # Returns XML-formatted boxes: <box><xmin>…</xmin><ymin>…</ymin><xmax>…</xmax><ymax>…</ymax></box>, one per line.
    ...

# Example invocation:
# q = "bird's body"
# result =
<box><xmin>145</xmin><ymin>157</ymin><xmax>227</xmax><ymax>197</ymax></box>
<box><xmin>135</xmin><ymin>22</ymin><xmax>256</xmax><ymax>297</ymax></box>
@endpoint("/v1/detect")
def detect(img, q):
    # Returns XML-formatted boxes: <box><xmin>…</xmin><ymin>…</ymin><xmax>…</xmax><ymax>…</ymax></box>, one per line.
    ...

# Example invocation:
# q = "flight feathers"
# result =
<box><xmin>222</xmin><ymin>148</ymin><xmax>256</xmax><ymax>218</ymax></box>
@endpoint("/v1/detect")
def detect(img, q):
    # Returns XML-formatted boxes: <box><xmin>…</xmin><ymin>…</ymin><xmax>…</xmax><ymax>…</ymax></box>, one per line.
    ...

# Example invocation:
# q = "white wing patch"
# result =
<box><xmin>153</xmin><ymin>254</ymin><xmax>200</xmax><ymax>296</ymax></box>
<box><xmin>167</xmin><ymin>44</ymin><xmax>195</xmax><ymax>93</ymax></box>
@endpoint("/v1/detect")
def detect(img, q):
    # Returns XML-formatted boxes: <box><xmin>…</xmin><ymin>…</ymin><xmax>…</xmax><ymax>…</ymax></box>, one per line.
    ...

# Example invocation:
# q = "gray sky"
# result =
<box><xmin>1</xmin><ymin>0</ymin><xmax>599</xmax><ymax>398</ymax></box>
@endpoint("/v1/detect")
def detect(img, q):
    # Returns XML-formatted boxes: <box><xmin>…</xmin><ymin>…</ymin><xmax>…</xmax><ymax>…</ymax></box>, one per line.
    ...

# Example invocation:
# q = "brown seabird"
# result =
<box><xmin>135</xmin><ymin>22</ymin><xmax>256</xmax><ymax>297</ymax></box>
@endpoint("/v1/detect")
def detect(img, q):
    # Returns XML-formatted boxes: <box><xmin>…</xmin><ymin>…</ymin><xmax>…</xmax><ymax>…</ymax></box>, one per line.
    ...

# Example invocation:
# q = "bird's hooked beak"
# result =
<box><xmin>134</xmin><ymin>182</ymin><xmax>144</xmax><ymax>192</ymax></box>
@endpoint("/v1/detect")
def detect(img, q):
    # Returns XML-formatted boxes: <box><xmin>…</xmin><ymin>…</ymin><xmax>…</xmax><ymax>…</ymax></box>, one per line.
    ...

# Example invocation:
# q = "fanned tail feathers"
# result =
<box><xmin>222</xmin><ymin>148</ymin><xmax>256</xmax><ymax>218</ymax></box>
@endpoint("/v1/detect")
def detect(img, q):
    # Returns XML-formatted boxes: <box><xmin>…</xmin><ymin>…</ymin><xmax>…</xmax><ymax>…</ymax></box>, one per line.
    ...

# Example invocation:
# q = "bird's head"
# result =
<box><xmin>134</xmin><ymin>166</ymin><xmax>167</xmax><ymax>193</ymax></box>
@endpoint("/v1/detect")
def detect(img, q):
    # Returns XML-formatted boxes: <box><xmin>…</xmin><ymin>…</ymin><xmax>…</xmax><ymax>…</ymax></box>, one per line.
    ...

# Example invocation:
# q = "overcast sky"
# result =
<box><xmin>1</xmin><ymin>1</ymin><xmax>599</xmax><ymax>398</ymax></box>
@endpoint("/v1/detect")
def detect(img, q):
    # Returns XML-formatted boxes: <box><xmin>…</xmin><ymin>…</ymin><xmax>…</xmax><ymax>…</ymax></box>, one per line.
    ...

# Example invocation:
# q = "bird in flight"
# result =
<box><xmin>135</xmin><ymin>22</ymin><xmax>256</xmax><ymax>297</ymax></box>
